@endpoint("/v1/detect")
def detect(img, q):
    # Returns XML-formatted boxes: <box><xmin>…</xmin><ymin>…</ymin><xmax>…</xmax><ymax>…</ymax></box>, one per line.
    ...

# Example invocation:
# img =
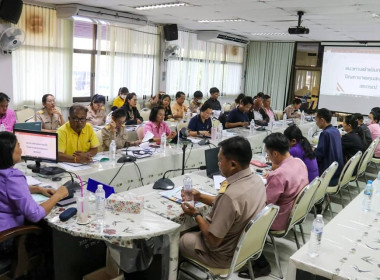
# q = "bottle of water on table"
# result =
<box><xmin>95</xmin><ymin>184</ymin><xmax>106</xmax><ymax>223</ymax></box>
<box><xmin>183</xmin><ymin>175</ymin><xmax>194</xmax><ymax>206</ymax></box>
<box><xmin>109</xmin><ymin>140</ymin><xmax>116</xmax><ymax>163</ymax></box>
<box><xmin>250</xmin><ymin>119</ymin><xmax>255</xmax><ymax>135</ymax></box>
<box><xmin>362</xmin><ymin>180</ymin><xmax>373</xmax><ymax>212</ymax></box>
<box><xmin>160</xmin><ymin>132</ymin><xmax>167</xmax><ymax>154</ymax></box>
<box><xmin>308</xmin><ymin>214</ymin><xmax>324</xmax><ymax>258</ymax></box>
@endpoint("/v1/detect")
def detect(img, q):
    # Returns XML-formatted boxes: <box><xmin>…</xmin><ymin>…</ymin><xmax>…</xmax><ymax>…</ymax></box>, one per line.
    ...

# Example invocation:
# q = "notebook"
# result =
<box><xmin>205</xmin><ymin>147</ymin><xmax>220</xmax><ymax>178</ymax></box>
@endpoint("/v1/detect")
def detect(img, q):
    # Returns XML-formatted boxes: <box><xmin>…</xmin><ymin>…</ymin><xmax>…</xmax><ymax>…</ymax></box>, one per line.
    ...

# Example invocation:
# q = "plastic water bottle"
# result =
<box><xmin>250</xmin><ymin>119</ymin><xmax>255</xmax><ymax>135</ymax></box>
<box><xmin>95</xmin><ymin>184</ymin><xmax>106</xmax><ymax>223</ymax></box>
<box><xmin>283</xmin><ymin>113</ymin><xmax>287</xmax><ymax>128</ymax></box>
<box><xmin>301</xmin><ymin>111</ymin><xmax>305</xmax><ymax>124</ymax></box>
<box><xmin>218</xmin><ymin>123</ymin><xmax>223</xmax><ymax>140</ymax></box>
<box><xmin>308</xmin><ymin>214</ymin><xmax>324</xmax><ymax>258</ymax></box>
<box><xmin>261</xmin><ymin>143</ymin><xmax>267</xmax><ymax>162</ymax></box>
<box><xmin>211</xmin><ymin>126</ymin><xmax>217</xmax><ymax>140</ymax></box>
<box><xmin>109</xmin><ymin>140</ymin><xmax>116</xmax><ymax>163</ymax></box>
<box><xmin>0</xmin><ymin>123</ymin><xmax>5</xmax><ymax>132</ymax></box>
<box><xmin>268</xmin><ymin>120</ymin><xmax>273</xmax><ymax>132</ymax></box>
<box><xmin>373</xmin><ymin>172</ymin><xmax>380</xmax><ymax>195</ymax></box>
<box><xmin>362</xmin><ymin>180</ymin><xmax>373</xmax><ymax>211</ymax></box>
<box><xmin>160</xmin><ymin>132</ymin><xmax>167</xmax><ymax>154</ymax></box>
<box><xmin>186</xmin><ymin>108</ymin><xmax>191</xmax><ymax>121</ymax></box>
<box><xmin>183</xmin><ymin>175</ymin><xmax>194</xmax><ymax>206</ymax></box>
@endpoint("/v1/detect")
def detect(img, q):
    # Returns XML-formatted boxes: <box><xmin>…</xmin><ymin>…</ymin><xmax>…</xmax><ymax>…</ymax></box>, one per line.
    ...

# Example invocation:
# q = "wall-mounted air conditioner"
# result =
<box><xmin>56</xmin><ymin>4</ymin><xmax>148</xmax><ymax>26</ymax></box>
<box><xmin>197</xmin><ymin>31</ymin><xmax>249</xmax><ymax>46</ymax></box>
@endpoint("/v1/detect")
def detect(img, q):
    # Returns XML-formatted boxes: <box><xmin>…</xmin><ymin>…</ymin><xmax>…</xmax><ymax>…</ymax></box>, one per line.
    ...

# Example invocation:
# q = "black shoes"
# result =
<box><xmin>238</xmin><ymin>263</ymin><xmax>271</xmax><ymax>279</ymax></box>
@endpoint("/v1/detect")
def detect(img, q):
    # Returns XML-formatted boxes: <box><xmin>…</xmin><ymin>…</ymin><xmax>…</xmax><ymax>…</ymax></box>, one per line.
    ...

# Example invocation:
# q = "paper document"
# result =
<box><xmin>187</xmin><ymin>137</ymin><xmax>202</xmax><ymax>144</ymax></box>
<box><xmin>26</xmin><ymin>176</ymin><xmax>41</xmax><ymax>186</ymax></box>
<box><xmin>160</xmin><ymin>187</ymin><xmax>213</xmax><ymax>207</ymax></box>
<box><xmin>58</xmin><ymin>162</ymin><xmax>92</xmax><ymax>171</ymax></box>
<box><xmin>213</xmin><ymin>175</ymin><xmax>226</xmax><ymax>190</ymax></box>
<box><xmin>32</xmin><ymin>194</ymin><xmax>49</xmax><ymax>203</ymax></box>
<box><xmin>142</xmin><ymin>131</ymin><xmax>154</xmax><ymax>143</ymax></box>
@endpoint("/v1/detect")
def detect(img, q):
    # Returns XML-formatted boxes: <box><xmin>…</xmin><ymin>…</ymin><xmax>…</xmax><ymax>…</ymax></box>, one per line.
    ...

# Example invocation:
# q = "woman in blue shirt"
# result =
<box><xmin>188</xmin><ymin>103</ymin><xmax>213</xmax><ymax>137</ymax></box>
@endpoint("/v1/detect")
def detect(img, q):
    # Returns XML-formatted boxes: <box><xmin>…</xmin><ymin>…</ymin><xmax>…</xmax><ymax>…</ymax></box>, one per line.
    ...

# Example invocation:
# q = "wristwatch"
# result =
<box><xmin>192</xmin><ymin>212</ymin><xmax>202</xmax><ymax>221</ymax></box>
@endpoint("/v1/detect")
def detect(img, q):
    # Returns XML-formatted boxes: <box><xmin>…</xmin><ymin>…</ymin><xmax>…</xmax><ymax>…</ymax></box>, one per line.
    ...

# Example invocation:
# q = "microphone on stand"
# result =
<box><xmin>153</xmin><ymin>166</ymin><xmax>206</xmax><ymax>190</ymax></box>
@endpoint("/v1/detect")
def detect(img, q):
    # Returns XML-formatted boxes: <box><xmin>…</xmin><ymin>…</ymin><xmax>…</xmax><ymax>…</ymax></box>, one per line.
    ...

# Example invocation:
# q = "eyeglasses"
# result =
<box><xmin>71</xmin><ymin>118</ymin><xmax>86</xmax><ymax>123</ymax></box>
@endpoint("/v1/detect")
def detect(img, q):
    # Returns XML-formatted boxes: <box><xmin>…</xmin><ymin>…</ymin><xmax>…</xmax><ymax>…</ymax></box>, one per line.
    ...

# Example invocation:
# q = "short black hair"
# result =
<box><xmin>263</xmin><ymin>94</ymin><xmax>271</xmax><ymax>101</ymax></box>
<box><xmin>353</xmin><ymin>113</ymin><xmax>363</xmax><ymax>120</ymax></box>
<box><xmin>0</xmin><ymin>131</ymin><xmax>17</xmax><ymax>169</ymax></box>
<box><xmin>235</xmin><ymin>93</ymin><xmax>245</xmax><ymax>104</ymax></box>
<box><xmin>370</xmin><ymin>110</ymin><xmax>380</xmax><ymax>123</ymax></box>
<box><xmin>119</xmin><ymin>87</ymin><xmax>129</xmax><ymax>94</ymax></box>
<box><xmin>69</xmin><ymin>104</ymin><xmax>87</xmax><ymax>117</ymax></box>
<box><xmin>112</xmin><ymin>108</ymin><xmax>127</xmax><ymax>119</ymax></box>
<box><xmin>194</xmin><ymin>91</ymin><xmax>203</xmax><ymax>99</ymax></box>
<box><xmin>176</xmin><ymin>91</ymin><xmax>185</xmax><ymax>99</ymax></box>
<box><xmin>263</xmin><ymin>132</ymin><xmax>289</xmax><ymax>155</ymax></box>
<box><xmin>256</xmin><ymin>92</ymin><xmax>264</xmax><ymax>98</ymax></box>
<box><xmin>218</xmin><ymin>136</ymin><xmax>252</xmax><ymax>167</ymax></box>
<box><xmin>42</xmin><ymin>94</ymin><xmax>54</xmax><ymax>104</ymax></box>
<box><xmin>240</xmin><ymin>96</ymin><xmax>253</xmax><ymax>106</ymax></box>
<box><xmin>200</xmin><ymin>103</ymin><xmax>212</xmax><ymax>112</ymax></box>
<box><xmin>149</xmin><ymin>106</ymin><xmax>165</xmax><ymax>122</ymax></box>
<box><xmin>0</xmin><ymin>92</ymin><xmax>10</xmax><ymax>103</ymax></box>
<box><xmin>210</xmin><ymin>87</ymin><xmax>219</xmax><ymax>94</ymax></box>
<box><xmin>161</xmin><ymin>94</ymin><xmax>171</xmax><ymax>102</ymax></box>
<box><xmin>91</xmin><ymin>94</ymin><xmax>106</xmax><ymax>105</ymax></box>
<box><xmin>293</xmin><ymin>98</ymin><xmax>302</xmax><ymax>105</ymax></box>
<box><xmin>316</xmin><ymin>108</ymin><xmax>332</xmax><ymax>123</ymax></box>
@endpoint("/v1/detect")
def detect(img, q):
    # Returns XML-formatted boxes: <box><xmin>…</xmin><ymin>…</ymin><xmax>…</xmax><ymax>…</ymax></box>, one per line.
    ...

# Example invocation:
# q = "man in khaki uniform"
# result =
<box><xmin>180</xmin><ymin>136</ymin><xmax>266</xmax><ymax>268</ymax></box>
<box><xmin>171</xmin><ymin>91</ymin><xmax>187</xmax><ymax>119</ymax></box>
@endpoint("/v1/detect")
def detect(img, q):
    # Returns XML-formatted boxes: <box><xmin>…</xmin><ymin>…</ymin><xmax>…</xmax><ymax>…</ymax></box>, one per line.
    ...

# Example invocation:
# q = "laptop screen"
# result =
<box><xmin>205</xmin><ymin>147</ymin><xmax>220</xmax><ymax>178</ymax></box>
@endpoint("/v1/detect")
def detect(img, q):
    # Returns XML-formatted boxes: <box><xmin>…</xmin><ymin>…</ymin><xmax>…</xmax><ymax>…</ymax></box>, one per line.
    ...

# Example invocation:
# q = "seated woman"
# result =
<box><xmin>188</xmin><ymin>91</ymin><xmax>203</xmax><ymax>113</ymax></box>
<box><xmin>0</xmin><ymin>131</ymin><xmax>68</xmax><ymax>232</ymax></box>
<box><xmin>367</xmin><ymin>110</ymin><xmax>380</xmax><ymax>158</ymax></box>
<box><xmin>160</xmin><ymin>94</ymin><xmax>173</xmax><ymax>120</ymax></box>
<box><xmin>112</xmin><ymin>87</ymin><xmax>128</xmax><ymax>108</ymax></box>
<box><xmin>122</xmin><ymin>93</ymin><xmax>143</xmax><ymax>125</ymax></box>
<box><xmin>283</xmin><ymin>98</ymin><xmax>302</xmax><ymax>118</ymax></box>
<box><xmin>143</xmin><ymin>106</ymin><xmax>177</xmax><ymax>142</ymax></box>
<box><xmin>101</xmin><ymin>108</ymin><xmax>141</xmax><ymax>151</ymax></box>
<box><xmin>86</xmin><ymin>94</ymin><xmax>107</xmax><ymax>126</ymax></box>
<box><xmin>341</xmin><ymin>115</ymin><xmax>367</xmax><ymax>163</ymax></box>
<box><xmin>187</xmin><ymin>103</ymin><xmax>212</xmax><ymax>137</ymax></box>
<box><xmin>284</xmin><ymin>125</ymin><xmax>319</xmax><ymax>182</ymax></box>
<box><xmin>262</xmin><ymin>94</ymin><xmax>277</xmax><ymax>122</ymax></box>
<box><xmin>225</xmin><ymin>96</ymin><xmax>253</xmax><ymax>128</ymax></box>
<box><xmin>148</xmin><ymin>91</ymin><xmax>165</xmax><ymax>108</ymax></box>
<box><xmin>35</xmin><ymin>94</ymin><xmax>65</xmax><ymax>132</ymax></box>
<box><xmin>0</xmin><ymin>92</ymin><xmax>17</xmax><ymax>132</ymax></box>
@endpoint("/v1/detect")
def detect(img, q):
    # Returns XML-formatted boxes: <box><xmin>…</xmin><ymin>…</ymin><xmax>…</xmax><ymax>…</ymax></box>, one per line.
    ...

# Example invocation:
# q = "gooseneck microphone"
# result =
<box><xmin>153</xmin><ymin>166</ymin><xmax>206</xmax><ymax>190</ymax></box>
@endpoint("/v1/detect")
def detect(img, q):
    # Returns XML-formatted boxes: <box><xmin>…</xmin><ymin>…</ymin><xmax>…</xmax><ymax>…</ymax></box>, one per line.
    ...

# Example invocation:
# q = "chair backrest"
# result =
<box><xmin>177</xmin><ymin>121</ymin><xmax>188</xmax><ymax>132</ymax></box>
<box><xmin>139</xmin><ymin>110</ymin><xmax>151</xmax><ymax>121</ymax></box>
<box><xmin>212</xmin><ymin>118</ymin><xmax>220</xmax><ymax>128</ymax></box>
<box><xmin>136</xmin><ymin>126</ymin><xmax>144</xmax><ymax>140</ymax></box>
<box><xmin>223</xmin><ymin>102</ymin><xmax>232</xmax><ymax>112</ymax></box>
<box><xmin>227</xmin><ymin>204</ymin><xmax>279</xmax><ymax>275</ymax></box>
<box><xmin>338</xmin><ymin>151</ymin><xmax>362</xmax><ymax>189</ymax></box>
<box><xmin>95</xmin><ymin>130</ymin><xmax>104</xmax><ymax>152</ymax></box>
<box><xmin>313</xmin><ymin>162</ymin><xmax>338</xmax><ymax>205</ymax></box>
<box><xmin>135</xmin><ymin>103</ymin><xmax>141</xmax><ymax>111</ymax></box>
<box><xmin>288</xmin><ymin>178</ymin><xmax>320</xmax><ymax>229</ymax></box>
<box><xmin>15</xmin><ymin>108</ymin><xmax>35</xmax><ymax>123</ymax></box>
<box><xmin>355</xmin><ymin>139</ymin><xmax>378</xmax><ymax>179</ymax></box>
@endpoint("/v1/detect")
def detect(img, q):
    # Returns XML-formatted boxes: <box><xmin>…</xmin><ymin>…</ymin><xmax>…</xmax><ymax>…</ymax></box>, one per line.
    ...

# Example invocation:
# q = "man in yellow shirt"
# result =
<box><xmin>57</xmin><ymin>104</ymin><xmax>99</xmax><ymax>163</ymax></box>
<box><xmin>171</xmin><ymin>91</ymin><xmax>188</xmax><ymax>119</ymax></box>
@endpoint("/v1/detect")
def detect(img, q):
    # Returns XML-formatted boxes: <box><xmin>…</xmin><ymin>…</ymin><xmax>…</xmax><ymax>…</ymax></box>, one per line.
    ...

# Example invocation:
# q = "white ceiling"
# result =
<box><xmin>29</xmin><ymin>0</ymin><xmax>380</xmax><ymax>41</ymax></box>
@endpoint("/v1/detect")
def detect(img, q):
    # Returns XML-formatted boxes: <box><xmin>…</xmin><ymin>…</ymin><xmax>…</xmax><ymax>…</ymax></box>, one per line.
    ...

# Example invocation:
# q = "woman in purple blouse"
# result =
<box><xmin>284</xmin><ymin>125</ymin><xmax>319</xmax><ymax>182</ymax></box>
<box><xmin>0</xmin><ymin>92</ymin><xmax>17</xmax><ymax>132</ymax></box>
<box><xmin>0</xmin><ymin>132</ymin><xmax>68</xmax><ymax>233</ymax></box>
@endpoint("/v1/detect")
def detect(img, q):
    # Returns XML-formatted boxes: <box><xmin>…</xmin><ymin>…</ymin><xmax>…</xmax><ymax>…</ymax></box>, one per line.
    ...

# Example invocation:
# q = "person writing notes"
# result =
<box><xmin>143</xmin><ymin>106</ymin><xmax>177</xmax><ymax>142</ymax></box>
<box><xmin>187</xmin><ymin>103</ymin><xmax>212</xmax><ymax>137</ymax></box>
<box><xmin>57</xmin><ymin>104</ymin><xmax>99</xmax><ymax>163</ymax></box>
<box><xmin>225</xmin><ymin>96</ymin><xmax>253</xmax><ymax>128</ymax></box>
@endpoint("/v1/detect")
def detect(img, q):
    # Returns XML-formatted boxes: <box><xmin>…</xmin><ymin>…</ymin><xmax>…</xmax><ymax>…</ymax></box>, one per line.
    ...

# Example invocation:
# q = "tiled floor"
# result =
<box><xmin>178</xmin><ymin>166</ymin><xmax>378</xmax><ymax>280</ymax></box>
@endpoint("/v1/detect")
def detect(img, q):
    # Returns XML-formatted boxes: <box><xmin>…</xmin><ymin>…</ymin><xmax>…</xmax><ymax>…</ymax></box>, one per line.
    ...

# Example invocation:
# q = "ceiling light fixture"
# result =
<box><xmin>135</xmin><ymin>2</ymin><xmax>188</xmax><ymax>10</ymax></box>
<box><xmin>198</xmin><ymin>19</ymin><xmax>246</xmax><ymax>23</ymax></box>
<box><xmin>251</xmin><ymin>32</ymin><xmax>289</xmax><ymax>36</ymax></box>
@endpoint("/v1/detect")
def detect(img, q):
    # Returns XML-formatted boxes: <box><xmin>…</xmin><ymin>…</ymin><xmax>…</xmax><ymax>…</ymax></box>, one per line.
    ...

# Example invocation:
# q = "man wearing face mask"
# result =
<box><xmin>112</xmin><ymin>87</ymin><xmax>129</xmax><ymax>108</ymax></box>
<box><xmin>188</xmin><ymin>91</ymin><xmax>203</xmax><ymax>113</ymax></box>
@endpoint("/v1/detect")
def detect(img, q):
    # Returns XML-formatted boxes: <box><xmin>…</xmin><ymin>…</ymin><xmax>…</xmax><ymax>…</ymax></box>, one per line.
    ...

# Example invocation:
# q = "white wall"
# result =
<box><xmin>0</xmin><ymin>53</ymin><xmax>14</xmax><ymax>108</ymax></box>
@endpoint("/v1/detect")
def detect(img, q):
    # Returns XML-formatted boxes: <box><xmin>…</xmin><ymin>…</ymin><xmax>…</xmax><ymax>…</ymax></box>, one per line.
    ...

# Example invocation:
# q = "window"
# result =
<box><xmin>166</xmin><ymin>31</ymin><xmax>245</xmax><ymax>97</ymax></box>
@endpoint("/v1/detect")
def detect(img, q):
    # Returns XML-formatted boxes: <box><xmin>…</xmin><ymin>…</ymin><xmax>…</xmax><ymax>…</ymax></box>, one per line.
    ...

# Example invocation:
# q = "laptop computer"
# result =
<box><xmin>205</xmin><ymin>147</ymin><xmax>220</xmax><ymax>178</ymax></box>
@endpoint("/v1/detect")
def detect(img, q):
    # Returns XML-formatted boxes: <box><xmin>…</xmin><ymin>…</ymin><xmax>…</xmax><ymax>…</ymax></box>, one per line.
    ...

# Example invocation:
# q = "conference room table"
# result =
<box><xmin>287</xmin><ymin>188</ymin><xmax>380</xmax><ymax>280</ymax></box>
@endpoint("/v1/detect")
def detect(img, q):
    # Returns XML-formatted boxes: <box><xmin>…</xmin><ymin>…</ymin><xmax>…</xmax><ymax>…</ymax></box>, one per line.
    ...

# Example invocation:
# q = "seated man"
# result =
<box><xmin>188</xmin><ymin>90</ymin><xmax>203</xmax><ymax>113</ymax></box>
<box><xmin>187</xmin><ymin>103</ymin><xmax>212</xmax><ymax>137</ymax></box>
<box><xmin>248</xmin><ymin>97</ymin><xmax>269</xmax><ymax>125</ymax></box>
<box><xmin>180</xmin><ymin>136</ymin><xmax>266</xmax><ymax>268</ymax></box>
<box><xmin>225</xmin><ymin>96</ymin><xmax>253</xmax><ymax>128</ymax></box>
<box><xmin>57</xmin><ymin>104</ymin><xmax>99</xmax><ymax>163</ymax></box>
<box><xmin>283</xmin><ymin>98</ymin><xmax>302</xmax><ymax>118</ymax></box>
<box><xmin>353</xmin><ymin>113</ymin><xmax>372</xmax><ymax>145</ymax></box>
<box><xmin>203</xmin><ymin>87</ymin><xmax>221</xmax><ymax>111</ymax></box>
<box><xmin>171</xmin><ymin>91</ymin><xmax>188</xmax><ymax>119</ymax></box>
<box><xmin>314</xmin><ymin>108</ymin><xmax>344</xmax><ymax>185</ymax></box>
<box><xmin>264</xmin><ymin>132</ymin><xmax>309</xmax><ymax>231</ymax></box>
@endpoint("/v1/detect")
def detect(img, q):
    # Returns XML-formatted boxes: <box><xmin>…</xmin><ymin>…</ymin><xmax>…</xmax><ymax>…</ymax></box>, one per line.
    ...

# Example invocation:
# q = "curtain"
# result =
<box><xmin>245</xmin><ymin>42</ymin><xmax>295</xmax><ymax>110</ymax></box>
<box><xmin>166</xmin><ymin>30</ymin><xmax>245</xmax><ymax>97</ymax></box>
<box><xmin>95</xmin><ymin>25</ymin><xmax>160</xmax><ymax>99</ymax></box>
<box><xmin>12</xmin><ymin>4</ymin><xmax>73</xmax><ymax>109</ymax></box>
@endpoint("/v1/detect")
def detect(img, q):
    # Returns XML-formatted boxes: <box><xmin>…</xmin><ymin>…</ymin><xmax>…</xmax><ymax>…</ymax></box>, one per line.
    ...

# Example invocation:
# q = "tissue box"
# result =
<box><xmin>106</xmin><ymin>193</ymin><xmax>143</xmax><ymax>214</ymax></box>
